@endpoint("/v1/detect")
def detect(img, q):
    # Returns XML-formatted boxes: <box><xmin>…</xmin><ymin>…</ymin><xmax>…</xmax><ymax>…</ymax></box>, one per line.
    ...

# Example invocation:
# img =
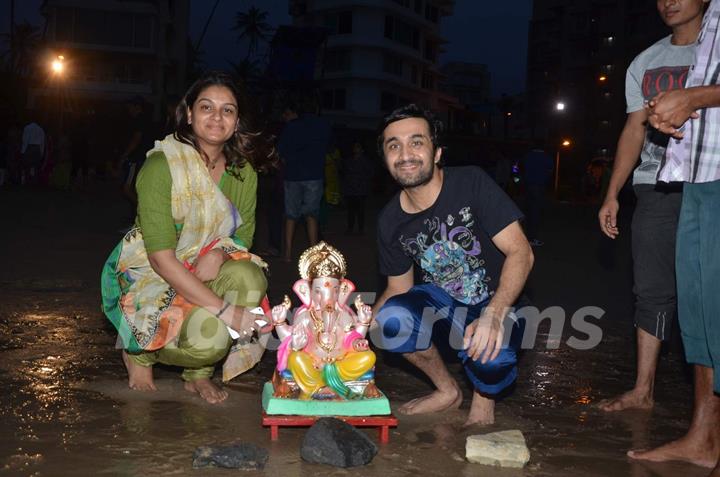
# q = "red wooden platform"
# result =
<box><xmin>262</xmin><ymin>413</ymin><xmax>398</xmax><ymax>444</ymax></box>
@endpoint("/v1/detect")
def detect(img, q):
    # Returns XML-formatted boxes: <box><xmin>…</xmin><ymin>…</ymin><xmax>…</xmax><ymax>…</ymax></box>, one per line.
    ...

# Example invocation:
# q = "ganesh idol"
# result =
<box><xmin>270</xmin><ymin>242</ymin><xmax>381</xmax><ymax>400</ymax></box>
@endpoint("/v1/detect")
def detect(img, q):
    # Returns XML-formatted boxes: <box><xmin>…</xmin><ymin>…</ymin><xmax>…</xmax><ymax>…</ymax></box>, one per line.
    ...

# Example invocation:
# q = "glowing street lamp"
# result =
<box><xmin>599</xmin><ymin>75</ymin><xmax>607</xmax><ymax>82</ymax></box>
<box><xmin>555</xmin><ymin>101</ymin><xmax>566</xmax><ymax>112</ymax></box>
<box><xmin>51</xmin><ymin>55</ymin><xmax>65</xmax><ymax>74</ymax></box>
<box><xmin>50</xmin><ymin>55</ymin><xmax>67</xmax><ymax>130</ymax></box>
<box><xmin>555</xmin><ymin>138</ymin><xmax>573</xmax><ymax>194</ymax></box>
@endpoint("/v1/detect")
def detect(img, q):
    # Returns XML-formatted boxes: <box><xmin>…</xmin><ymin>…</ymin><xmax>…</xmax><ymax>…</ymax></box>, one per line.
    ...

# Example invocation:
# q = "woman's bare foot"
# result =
<box><xmin>399</xmin><ymin>385</ymin><xmax>462</xmax><ymax>415</ymax></box>
<box><xmin>184</xmin><ymin>378</ymin><xmax>228</xmax><ymax>404</ymax></box>
<box><xmin>464</xmin><ymin>391</ymin><xmax>495</xmax><ymax>426</ymax></box>
<box><xmin>121</xmin><ymin>350</ymin><xmax>156</xmax><ymax>391</ymax></box>
<box><xmin>627</xmin><ymin>435</ymin><xmax>719</xmax><ymax>468</ymax></box>
<box><xmin>598</xmin><ymin>388</ymin><xmax>653</xmax><ymax>412</ymax></box>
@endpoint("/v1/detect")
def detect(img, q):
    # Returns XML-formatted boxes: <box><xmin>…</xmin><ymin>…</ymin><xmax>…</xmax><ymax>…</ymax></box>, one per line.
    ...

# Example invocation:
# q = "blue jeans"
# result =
<box><xmin>373</xmin><ymin>284</ymin><xmax>525</xmax><ymax>396</ymax></box>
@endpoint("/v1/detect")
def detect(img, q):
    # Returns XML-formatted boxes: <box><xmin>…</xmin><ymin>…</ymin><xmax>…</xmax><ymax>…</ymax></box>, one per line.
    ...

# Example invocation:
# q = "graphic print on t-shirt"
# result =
<box><xmin>640</xmin><ymin>65</ymin><xmax>691</xmax><ymax>175</ymax></box>
<box><xmin>399</xmin><ymin>207</ymin><xmax>488</xmax><ymax>305</ymax></box>
<box><xmin>641</xmin><ymin>65</ymin><xmax>689</xmax><ymax>100</ymax></box>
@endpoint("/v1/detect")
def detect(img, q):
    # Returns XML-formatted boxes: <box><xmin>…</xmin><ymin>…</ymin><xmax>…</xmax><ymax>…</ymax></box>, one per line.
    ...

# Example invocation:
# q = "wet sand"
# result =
<box><xmin>0</xmin><ymin>184</ymin><xmax>705</xmax><ymax>476</ymax></box>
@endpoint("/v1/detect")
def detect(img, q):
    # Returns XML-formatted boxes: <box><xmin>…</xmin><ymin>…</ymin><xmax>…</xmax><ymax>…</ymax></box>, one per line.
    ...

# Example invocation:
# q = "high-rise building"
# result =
<box><xmin>439</xmin><ymin>61</ymin><xmax>490</xmax><ymax>111</ymax></box>
<box><xmin>34</xmin><ymin>0</ymin><xmax>190</xmax><ymax>119</ymax></box>
<box><xmin>288</xmin><ymin>0</ymin><xmax>456</xmax><ymax>128</ymax></box>
<box><xmin>526</xmin><ymin>0</ymin><xmax>667</xmax><ymax>163</ymax></box>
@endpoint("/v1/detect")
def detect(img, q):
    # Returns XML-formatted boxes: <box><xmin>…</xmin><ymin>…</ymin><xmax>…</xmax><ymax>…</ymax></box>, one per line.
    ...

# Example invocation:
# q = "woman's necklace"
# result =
<box><xmin>207</xmin><ymin>154</ymin><xmax>224</xmax><ymax>170</ymax></box>
<box><xmin>208</xmin><ymin>156</ymin><xmax>222</xmax><ymax>171</ymax></box>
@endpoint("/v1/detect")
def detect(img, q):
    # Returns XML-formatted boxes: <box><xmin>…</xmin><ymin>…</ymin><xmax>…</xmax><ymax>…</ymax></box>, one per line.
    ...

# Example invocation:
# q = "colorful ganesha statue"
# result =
<box><xmin>270</xmin><ymin>242</ymin><xmax>382</xmax><ymax>400</ymax></box>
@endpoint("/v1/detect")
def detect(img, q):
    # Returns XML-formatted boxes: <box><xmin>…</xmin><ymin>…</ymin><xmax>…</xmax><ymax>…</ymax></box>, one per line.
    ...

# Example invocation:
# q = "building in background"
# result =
<box><xmin>439</xmin><ymin>61</ymin><xmax>490</xmax><ymax>110</ymax></box>
<box><xmin>286</xmin><ymin>0</ymin><xmax>458</xmax><ymax>129</ymax></box>
<box><xmin>32</xmin><ymin>0</ymin><xmax>190</xmax><ymax>120</ymax></box>
<box><xmin>526</xmin><ymin>0</ymin><xmax>667</xmax><ymax>176</ymax></box>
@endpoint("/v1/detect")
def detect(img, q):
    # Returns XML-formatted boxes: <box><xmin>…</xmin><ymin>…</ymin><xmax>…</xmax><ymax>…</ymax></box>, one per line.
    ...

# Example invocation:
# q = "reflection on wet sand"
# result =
<box><xmin>0</xmin><ymin>188</ymin><xmax>709</xmax><ymax>476</ymax></box>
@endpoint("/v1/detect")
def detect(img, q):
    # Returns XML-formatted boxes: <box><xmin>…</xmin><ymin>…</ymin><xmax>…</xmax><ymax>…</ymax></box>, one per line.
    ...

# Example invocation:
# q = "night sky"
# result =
<box><xmin>2</xmin><ymin>0</ymin><xmax>532</xmax><ymax>97</ymax></box>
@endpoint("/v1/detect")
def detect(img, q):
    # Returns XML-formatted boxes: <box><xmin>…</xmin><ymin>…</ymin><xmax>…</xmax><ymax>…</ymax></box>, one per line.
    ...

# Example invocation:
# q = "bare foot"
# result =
<box><xmin>464</xmin><ymin>391</ymin><xmax>495</xmax><ymax>426</ymax></box>
<box><xmin>121</xmin><ymin>350</ymin><xmax>156</xmax><ymax>391</ymax></box>
<box><xmin>184</xmin><ymin>378</ymin><xmax>228</xmax><ymax>404</ymax></box>
<box><xmin>399</xmin><ymin>386</ymin><xmax>462</xmax><ymax>415</ymax></box>
<box><xmin>628</xmin><ymin>435</ymin><xmax>719</xmax><ymax>468</ymax></box>
<box><xmin>598</xmin><ymin>389</ymin><xmax>653</xmax><ymax>412</ymax></box>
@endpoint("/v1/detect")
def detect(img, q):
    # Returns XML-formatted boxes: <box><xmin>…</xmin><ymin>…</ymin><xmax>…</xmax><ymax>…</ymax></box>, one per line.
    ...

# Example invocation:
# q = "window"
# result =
<box><xmin>421</xmin><ymin>70</ymin><xmax>434</xmax><ymax>90</ymax></box>
<box><xmin>425</xmin><ymin>4</ymin><xmax>439</xmax><ymax>23</ymax></box>
<box><xmin>411</xmin><ymin>65</ymin><xmax>418</xmax><ymax>84</ymax></box>
<box><xmin>325</xmin><ymin>11</ymin><xmax>352</xmax><ymax>35</ymax></box>
<box><xmin>424</xmin><ymin>39</ymin><xmax>435</xmax><ymax>61</ymax></box>
<box><xmin>133</xmin><ymin>15</ymin><xmax>152</xmax><ymax>48</ymax></box>
<box><xmin>381</xmin><ymin>92</ymin><xmax>396</xmax><ymax>112</ymax></box>
<box><xmin>322</xmin><ymin>89</ymin><xmax>346</xmax><ymax>110</ymax></box>
<box><xmin>106</xmin><ymin>13</ymin><xmax>133</xmax><ymax>47</ymax></box>
<box><xmin>384</xmin><ymin>16</ymin><xmax>419</xmax><ymax>49</ymax></box>
<box><xmin>75</xmin><ymin>9</ymin><xmax>104</xmax><ymax>44</ymax></box>
<box><xmin>381</xmin><ymin>91</ymin><xmax>411</xmax><ymax>111</ymax></box>
<box><xmin>56</xmin><ymin>8</ymin><xmax>74</xmax><ymax>41</ymax></box>
<box><xmin>53</xmin><ymin>7</ymin><xmax>154</xmax><ymax>49</ymax></box>
<box><xmin>325</xmin><ymin>49</ymin><xmax>351</xmax><ymax>72</ymax></box>
<box><xmin>382</xmin><ymin>53</ymin><xmax>402</xmax><ymax>76</ymax></box>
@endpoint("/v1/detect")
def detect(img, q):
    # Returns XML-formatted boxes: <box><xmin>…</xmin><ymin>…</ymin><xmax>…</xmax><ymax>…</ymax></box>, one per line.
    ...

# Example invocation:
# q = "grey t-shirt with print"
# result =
<box><xmin>626</xmin><ymin>35</ymin><xmax>695</xmax><ymax>185</ymax></box>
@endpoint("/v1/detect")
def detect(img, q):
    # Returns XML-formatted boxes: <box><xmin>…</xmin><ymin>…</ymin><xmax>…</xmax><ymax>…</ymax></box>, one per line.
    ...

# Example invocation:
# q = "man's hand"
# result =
<box><xmin>598</xmin><ymin>198</ymin><xmax>620</xmax><ymax>239</ymax></box>
<box><xmin>193</xmin><ymin>249</ymin><xmax>227</xmax><ymax>282</ymax></box>
<box><xmin>464</xmin><ymin>307</ymin><xmax>506</xmax><ymax>363</ymax></box>
<box><xmin>646</xmin><ymin>90</ymin><xmax>699</xmax><ymax>138</ymax></box>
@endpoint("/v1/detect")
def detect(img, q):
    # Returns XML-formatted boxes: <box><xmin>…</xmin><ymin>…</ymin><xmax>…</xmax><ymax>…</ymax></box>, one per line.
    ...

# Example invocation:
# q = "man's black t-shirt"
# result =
<box><xmin>377</xmin><ymin>166</ymin><xmax>524</xmax><ymax>306</ymax></box>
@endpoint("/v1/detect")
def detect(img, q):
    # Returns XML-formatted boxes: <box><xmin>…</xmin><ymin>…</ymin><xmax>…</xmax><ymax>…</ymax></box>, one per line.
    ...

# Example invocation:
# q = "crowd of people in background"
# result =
<box><xmin>0</xmin><ymin>88</ymin><xmax>577</xmax><ymax>258</ymax></box>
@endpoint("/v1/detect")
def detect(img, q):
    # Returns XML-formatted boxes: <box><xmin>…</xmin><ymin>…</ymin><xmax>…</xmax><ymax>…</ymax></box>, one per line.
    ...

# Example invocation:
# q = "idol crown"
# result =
<box><xmin>298</xmin><ymin>241</ymin><xmax>347</xmax><ymax>280</ymax></box>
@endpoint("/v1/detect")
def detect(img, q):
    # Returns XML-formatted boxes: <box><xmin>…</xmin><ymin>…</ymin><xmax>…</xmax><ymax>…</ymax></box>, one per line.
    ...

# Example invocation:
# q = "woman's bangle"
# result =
<box><xmin>215</xmin><ymin>301</ymin><xmax>232</xmax><ymax>319</ymax></box>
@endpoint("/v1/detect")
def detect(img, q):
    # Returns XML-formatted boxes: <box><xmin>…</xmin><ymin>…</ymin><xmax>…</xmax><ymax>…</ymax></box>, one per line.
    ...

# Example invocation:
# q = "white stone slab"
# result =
<box><xmin>466</xmin><ymin>430</ymin><xmax>530</xmax><ymax>468</ymax></box>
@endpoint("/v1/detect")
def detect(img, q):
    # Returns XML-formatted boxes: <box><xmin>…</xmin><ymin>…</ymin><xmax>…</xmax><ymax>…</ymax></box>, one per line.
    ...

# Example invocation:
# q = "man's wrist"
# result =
<box><xmin>484</xmin><ymin>303</ymin><xmax>510</xmax><ymax>322</ymax></box>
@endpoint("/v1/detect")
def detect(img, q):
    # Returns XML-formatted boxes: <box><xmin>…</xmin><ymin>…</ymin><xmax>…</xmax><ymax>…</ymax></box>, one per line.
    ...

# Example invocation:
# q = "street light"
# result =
<box><xmin>50</xmin><ymin>54</ymin><xmax>64</xmax><ymax>75</ymax></box>
<box><xmin>599</xmin><ymin>75</ymin><xmax>607</xmax><ymax>82</ymax></box>
<box><xmin>555</xmin><ymin>101</ymin><xmax>566</xmax><ymax>112</ymax></box>
<box><xmin>49</xmin><ymin>54</ymin><xmax>66</xmax><ymax>130</ymax></box>
<box><xmin>555</xmin><ymin>138</ymin><xmax>572</xmax><ymax>194</ymax></box>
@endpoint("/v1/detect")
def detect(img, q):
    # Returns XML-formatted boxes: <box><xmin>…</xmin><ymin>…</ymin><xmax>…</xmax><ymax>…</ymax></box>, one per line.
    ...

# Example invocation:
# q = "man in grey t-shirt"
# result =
<box><xmin>597</xmin><ymin>0</ymin><xmax>707</xmax><ymax>413</ymax></box>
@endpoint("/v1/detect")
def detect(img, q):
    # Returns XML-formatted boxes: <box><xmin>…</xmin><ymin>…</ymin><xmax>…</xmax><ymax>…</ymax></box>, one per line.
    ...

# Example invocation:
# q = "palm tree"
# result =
<box><xmin>1</xmin><ymin>21</ymin><xmax>41</xmax><ymax>77</ymax></box>
<box><xmin>232</xmin><ymin>5</ymin><xmax>273</xmax><ymax>60</ymax></box>
<box><xmin>228</xmin><ymin>58</ymin><xmax>260</xmax><ymax>83</ymax></box>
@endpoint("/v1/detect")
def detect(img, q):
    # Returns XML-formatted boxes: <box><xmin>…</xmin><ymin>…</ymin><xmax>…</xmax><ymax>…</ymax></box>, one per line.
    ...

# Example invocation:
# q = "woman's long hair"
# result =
<box><xmin>174</xmin><ymin>71</ymin><xmax>278</xmax><ymax>176</ymax></box>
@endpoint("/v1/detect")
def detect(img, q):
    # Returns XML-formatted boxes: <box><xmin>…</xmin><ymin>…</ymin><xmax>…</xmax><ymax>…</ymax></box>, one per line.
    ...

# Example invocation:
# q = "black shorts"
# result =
<box><xmin>631</xmin><ymin>184</ymin><xmax>682</xmax><ymax>340</ymax></box>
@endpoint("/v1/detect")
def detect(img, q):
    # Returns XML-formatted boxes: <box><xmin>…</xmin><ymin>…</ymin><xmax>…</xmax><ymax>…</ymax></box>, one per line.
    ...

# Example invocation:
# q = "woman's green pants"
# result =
<box><xmin>128</xmin><ymin>260</ymin><xmax>267</xmax><ymax>381</ymax></box>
